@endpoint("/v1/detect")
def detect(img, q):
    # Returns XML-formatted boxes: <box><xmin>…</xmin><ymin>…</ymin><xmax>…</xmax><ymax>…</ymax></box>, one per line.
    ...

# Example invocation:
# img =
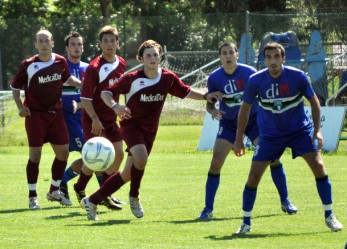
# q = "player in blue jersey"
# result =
<box><xmin>233</xmin><ymin>42</ymin><xmax>343</xmax><ymax>234</ymax></box>
<box><xmin>60</xmin><ymin>31</ymin><xmax>88</xmax><ymax>202</ymax></box>
<box><xmin>198</xmin><ymin>42</ymin><xmax>297</xmax><ymax>220</ymax></box>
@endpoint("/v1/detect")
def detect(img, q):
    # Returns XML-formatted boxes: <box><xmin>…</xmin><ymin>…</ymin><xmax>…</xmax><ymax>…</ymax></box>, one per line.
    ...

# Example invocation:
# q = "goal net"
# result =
<box><xmin>0</xmin><ymin>91</ymin><xmax>20</xmax><ymax>131</ymax></box>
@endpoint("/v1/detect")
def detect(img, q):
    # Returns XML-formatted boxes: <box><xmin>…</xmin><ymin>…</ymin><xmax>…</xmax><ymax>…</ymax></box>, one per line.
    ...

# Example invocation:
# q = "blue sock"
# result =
<box><xmin>242</xmin><ymin>185</ymin><xmax>257</xmax><ymax>226</ymax></box>
<box><xmin>96</xmin><ymin>175</ymin><xmax>103</xmax><ymax>187</ymax></box>
<box><xmin>316</xmin><ymin>176</ymin><xmax>333</xmax><ymax>218</ymax></box>
<box><xmin>205</xmin><ymin>173</ymin><xmax>220</xmax><ymax>210</ymax></box>
<box><xmin>270</xmin><ymin>163</ymin><xmax>288</xmax><ymax>203</ymax></box>
<box><xmin>61</xmin><ymin>166</ymin><xmax>78</xmax><ymax>184</ymax></box>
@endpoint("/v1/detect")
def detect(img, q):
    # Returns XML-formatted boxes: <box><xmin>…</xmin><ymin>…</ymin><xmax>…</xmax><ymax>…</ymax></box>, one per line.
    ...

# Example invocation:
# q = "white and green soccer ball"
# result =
<box><xmin>82</xmin><ymin>136</ymin><xmax>115</xmax><ymax>171</ymax></box>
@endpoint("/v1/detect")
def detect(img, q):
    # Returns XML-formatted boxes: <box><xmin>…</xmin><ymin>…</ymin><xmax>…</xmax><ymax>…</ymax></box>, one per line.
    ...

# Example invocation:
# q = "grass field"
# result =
<box><xmin>0</xmin><ymin>122</ymin><xmax>346</xmax><ymax>248</ymax></box>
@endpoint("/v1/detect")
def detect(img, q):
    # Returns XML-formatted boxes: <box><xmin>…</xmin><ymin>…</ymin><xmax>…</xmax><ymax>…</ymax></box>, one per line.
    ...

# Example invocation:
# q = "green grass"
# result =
<box><xmin>0</xmin><ymin>124</ymin><xmax>346</xmax><ymax>249</ymax></box>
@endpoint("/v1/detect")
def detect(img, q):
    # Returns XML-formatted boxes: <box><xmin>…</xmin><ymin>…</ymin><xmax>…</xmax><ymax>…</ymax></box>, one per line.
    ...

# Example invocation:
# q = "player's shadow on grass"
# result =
<box><xmin>67</xmin><ymin>219</ymin><xmax>131</xmax><ymax>226</ymax></box>
<box><xmin>169</xmin><ymin>213</ymin><xmax>282</xmax><ymax>224</ymax></box>
<box><xmin>0</xmin><ymin>206</ymin><xmax>73</xmax><ymax>214</ymax></box>
<box><xmin>45</xmin><ymin>210</ymin><xmax>108</xmax><ymax>220</ymax></box>
<box><xmin>206</xmin><ymin>230</ymin><xmax>330</xmax><ymax>241</ymax></box>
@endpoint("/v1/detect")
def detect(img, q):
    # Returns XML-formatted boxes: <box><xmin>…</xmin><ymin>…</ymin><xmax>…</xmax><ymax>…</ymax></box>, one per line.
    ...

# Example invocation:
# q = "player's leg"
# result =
<box><xmin>198</xmin><ymin>138</ymin><xmax>232</xmax><ymax>220</ymax></box>
<box><xmin>302</xmin><ymin>151</ymin><xmax>343</xmax><ymax>232</ymax></box>
<box><xmin>236</xmin><ymin>160</ymin><xmax>269</xmax><ymax>234</ymax></box>
<box><xmin>101</xmin><ymin>124</ymin><xmax>125</xmax><ymax>207</ymax></box>
<box><xmin>25</xmin><ymin>111</ymin><xmax>45</xmax><ymax>209</ymax></box>
<box><xmin>46</xmin><ymin>143</ymin><xmax>72</xmax><ymax>206</ymax></box>
<box><xmin>27</xmin><ymin>146</ymin><xmax>42</xmax><ymax>209</ymax></box>
<box><xmin>128</xmin><ymin>144</ymin><xmax>148</xmax><ymax>218</ymax></box>
<box><xmin>74</xmin><ymin>165</ymin><xmax>94</xmax><ymax>204</ymax></box>
<box><xmin>269</xmin><ymin>159</ymin><xmax>298</xmax><ymax>214</ymax></box>
<box><xmin>61</xmin><ymin>107</ymin><xmax>84</xmax><ymax>200</ymax></box>
<box><xmin>82</xmin><ymin>156</ymin><xmax>133</xmax><ymax>220</ymax></box>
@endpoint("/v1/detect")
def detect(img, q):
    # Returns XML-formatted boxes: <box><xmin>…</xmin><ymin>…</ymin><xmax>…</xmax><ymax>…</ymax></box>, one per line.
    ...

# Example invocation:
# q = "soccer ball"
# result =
<box><xmin>82</xmin><ymin>137</ymin><xmax>115</xmax><ymax>171</ymax></box>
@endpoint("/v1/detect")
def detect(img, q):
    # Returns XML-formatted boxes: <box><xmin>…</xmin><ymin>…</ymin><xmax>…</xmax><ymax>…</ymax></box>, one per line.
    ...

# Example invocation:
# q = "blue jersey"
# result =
<box><xmin>62</xmin><ymin>59</ymin><xmax>88</xmax><ymax>152</ymax></box>
<box><xmin>243</xmin><ymin>66</ymin><xmax>315</xmax><ymax>140</ymax></box>
<box><xmin>207</xmin><ymin>63</ymin><xmax>258</xmax><ymax>121</ymax></box>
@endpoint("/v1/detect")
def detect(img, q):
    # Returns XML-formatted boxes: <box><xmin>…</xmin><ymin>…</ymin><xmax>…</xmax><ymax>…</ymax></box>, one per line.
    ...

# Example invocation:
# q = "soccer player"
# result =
<box><xmin>11</xmin><ymin>29</ymin><xmax>81</xmax><ymax>209</ymax></box>
<box><xmin>60</xmin><ymin>31</ymin><xmax>88</xmax><ymax>202</ymax></box>
<box><xmin>73</xmin><ymin>25</ymin><xmax>126</xmax><ymax>210</ymax></box>
<box><xmin>79</xmin><ymin>39</ymin><xmax>223</xmax><ymax>220</ymax></box>
<box><xmin>198</xmin><ymin>42</ymin><xmax>297</xmax><ymax>220</ymax></box>
<box><xmin>233</xmin><ymin>42</ymin><xmax>343</xmax><ymax>234</ymax></box>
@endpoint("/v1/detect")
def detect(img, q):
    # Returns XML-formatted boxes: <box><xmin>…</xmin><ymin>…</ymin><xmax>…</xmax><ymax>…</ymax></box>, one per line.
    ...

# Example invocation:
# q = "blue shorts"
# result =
<box><xmin>217</xmin><ymin>114</ymin><xmax>259</xmax><ymax>144</ymax></box>
<box><xmin>253</xmin><ymin>129</ymin><xmax>319</xmax><ymax>161</ymax></box>
<box><xmin>62</xmin><ymin>94</ymin><xmax>84</xmax><ymax>152</ymax></box>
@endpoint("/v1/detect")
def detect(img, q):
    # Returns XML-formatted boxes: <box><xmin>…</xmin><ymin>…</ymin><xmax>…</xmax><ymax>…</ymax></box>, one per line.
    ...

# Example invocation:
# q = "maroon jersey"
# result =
<box><xmin>11</xmin><ymin>53</ymin><xmax>71</xmax><ymax>111</ymax></box>
<box><xmin>80</xmin><ymin>55</ymin><xmax>126</xmax><ymax>122</ymax></box>
<box><xmin>105</xmin><ymin>68</ymin><xmax>191</xmax><ymax>137</ymax></box>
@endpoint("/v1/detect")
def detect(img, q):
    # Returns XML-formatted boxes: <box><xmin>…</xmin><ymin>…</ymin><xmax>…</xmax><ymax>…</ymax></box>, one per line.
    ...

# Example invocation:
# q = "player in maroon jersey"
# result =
<box><xmin>73</xmin><ymin>25</ymin><xmax>126</xmax><ymax>210</ymax></box>
<box><xmin>80</xmin><ymin>39</ymin><xmax>223</xmax><ymax>220</ymax></box>
<box><xmin>11</xmin><ymin>29</ymin><xmax>81</xmax><ymax>209</ymax></box>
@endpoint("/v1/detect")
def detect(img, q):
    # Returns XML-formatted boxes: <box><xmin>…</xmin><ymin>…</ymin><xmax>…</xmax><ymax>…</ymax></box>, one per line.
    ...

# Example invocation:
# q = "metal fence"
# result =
<box><xmin>1</xmin><ymin>11</ymin><xmax>347</xmax><ymax>91</ymax></box>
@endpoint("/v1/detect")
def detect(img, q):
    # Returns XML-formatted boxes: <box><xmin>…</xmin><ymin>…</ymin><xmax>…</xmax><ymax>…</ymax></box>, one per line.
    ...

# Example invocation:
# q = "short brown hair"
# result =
<box><xmin>64</xmin><ymin>31</ymin><xmax>83</xmax><ymax>47</ymax></box>
<box><xmin>136</xmin><ymin>40</ymin><xmax>163</xmax><ymax>61</ymax></box>
<box><xmin>99</xmin><ymin>25</ymin><xmax>119</xmax><ymax>42</ymax></box>
<box><xmin>263</xmin><ymin>42</ymin><xmax>285</xmax><ymax>58</ymax></box>
<box><xmin>218</xmin><ymin>42</ymin><xmax>238</xmax><ymax>55</ymax></box>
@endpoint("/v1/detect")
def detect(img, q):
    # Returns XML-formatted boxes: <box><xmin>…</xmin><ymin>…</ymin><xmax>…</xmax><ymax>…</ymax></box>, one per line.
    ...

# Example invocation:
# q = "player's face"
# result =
<box><xmin>35</xmin><ymin>33</ymin><xmax>54</xmax><ymax>58</ymax></box>
<box><xmin>220</xmin><ymin>46</ymin><xmax>238</xmax><ymax>72</ymax></box>
<box><xmin>66</xmin><ymin>37</ymin><xmax>83</xmax><ymax>60</ymax></box>
<box><xmin>264</xmin><ymin>48</ymin><xmax>285</xmax><ymax>78</ymax></box>
<box><xmin>100</xmin><ymin>33</ymin><xmax>119</xmax><ymax>59</ymax></box>
<box><xmin>142</xmin><ymin>47</ymin><xmax>161</xmax><ymax>71</ymax></box>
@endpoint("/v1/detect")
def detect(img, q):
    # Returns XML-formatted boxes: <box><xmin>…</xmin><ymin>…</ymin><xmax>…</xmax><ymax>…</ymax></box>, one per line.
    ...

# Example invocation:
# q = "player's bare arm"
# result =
<box><xmin>234</xmin><ymin>101</ymin><xmax>252</xmax><ymax>157</ymax></box>
<box><xmin>66</xmin><ymin>75</ymin><xmax>82</xmax><ymax>88</ymax></box>
<box><xmin>12</xmin><ymin>89</ymin><xmax>31</xmax><ymax>117</ymax></box>
<box><xmin>308</xmin><ymin>94</ymin><xmax>323</xmax><ymax>149</ymax></box>
<box><xmin>101</xmin><ymin>90</ymin><xmax>131</xmax><ymax>119</ymax></box>
<box><xmin>81</xmin><ymin>98</ymin><xmax>104</xmax><ymax>136</ymax></box>
<box><xmin>187</xmin><ymin>89</ymin><xmax>223</xmax><ymax>103</ymax></box>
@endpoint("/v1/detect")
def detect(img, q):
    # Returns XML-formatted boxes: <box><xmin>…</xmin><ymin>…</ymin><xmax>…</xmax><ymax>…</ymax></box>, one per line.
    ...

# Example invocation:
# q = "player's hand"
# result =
<box><xmin>91</xmin><ymin>117</ymin><xmax>104</xmax><ymax>136</ymax></box>
<box><xmin>211</xmin><ymin>109</ymin><xmax>225</xmax><ymax>121</ymax></box>
<box><xmin>72</xmin><ymin>100</ymin><xmax>81</xmax><ymax>114</ymax></box>
<box><xmin>313</xmin><ymin>130</ymin><xmax>323</xmax><ymax>149</ymax></box>
<box><xmin>233</xmin><ymin>138</ymin><xmax>245</xmax><ymax>157</ymax></box>
<box><xmin>114</xmin><ymin>105</ymin><xmax>132</xmax><ymax>120</ymax></box>
<box><xmin>18</xmin><ymin>106</ymin><xmax>31</xmax><ymax>117</ymax></box>
<box><xmin>206</xmin><ymin>91</ymin><xmax>223</xmax><ymax>104</ymax></box>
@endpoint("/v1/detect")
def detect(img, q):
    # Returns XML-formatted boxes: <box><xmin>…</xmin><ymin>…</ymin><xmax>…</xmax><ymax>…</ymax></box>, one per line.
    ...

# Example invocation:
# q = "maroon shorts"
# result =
<box><xmin>25</xmin><ymin>109</ymin><xmax>69</xmax><ymax>147</ymax></box>
<box><xmin>120</xmin><ymin>122</ymin><xmax>155</xmax><ymax>155</ymax></box>
<box><xmin>82</xmin><ymin>115</ymin><xmax>122</xmax><ymax>143</ymax></box>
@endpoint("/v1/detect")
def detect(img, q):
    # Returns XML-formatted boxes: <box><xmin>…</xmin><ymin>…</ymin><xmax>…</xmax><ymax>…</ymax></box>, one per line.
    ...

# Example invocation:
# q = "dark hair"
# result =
<box><xmin>136</xmin><ymin>40</ymin><xmax>163</xmax><ymax>61</ymax></box>
<box><xmin>64</xmin><ymin>31</ymin><xmax>82</xmax><ymax>47</ymax></box>
<box><xmin>218</xmin><ymin>42</ymin><xmax>238</xmax><ymax>55</ymax></box>
<box><xmin>99</xmin><ymin>25</ymin><xmax>119</xmax><ymax>42</ymax></box>
<box><xmin>263</xmin><ymin>42</ymin><xmax>285</xmax><ymax>58</ymax></box>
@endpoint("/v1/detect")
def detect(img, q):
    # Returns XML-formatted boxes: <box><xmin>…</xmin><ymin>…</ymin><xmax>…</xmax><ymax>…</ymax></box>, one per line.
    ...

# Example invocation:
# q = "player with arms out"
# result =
<box><xmin>59</xmin><ymin>31</ymin><xmax>88</xmax><ymax>202</ymax></box>
<box><xmin>11</xmin><ymin>29</ymin><xmax>81</xmax><ymax>209</ymax></box>
<box><xmin>233</xmin><ymin>42</ymin><xmax>343</xmax><ymax>234</ymax></box>
<box><xmin>79</xmin><ymin>39</ymin><xmax>223</xmax><ymax>220</ymax></box>
<box><xmin>73</xmin><ymin>25</ymin><xmax>126</xmax><ymax>210</ymax></box>
<box><xmin>198</xmin><ymin>42</ymin><xmax>297</xmax><ymax>220</ymax></box>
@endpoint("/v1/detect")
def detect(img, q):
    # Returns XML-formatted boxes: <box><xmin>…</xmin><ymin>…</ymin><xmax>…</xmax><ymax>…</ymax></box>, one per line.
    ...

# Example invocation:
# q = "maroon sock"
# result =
<box><xmin>49</xmin><ymin>158</ymin><xmax>67</xmax><ymax>193</ymax></box>
<box><xmin>74</xmin><ymin>171</ymin><xmax>93</xmax><ymax>191</ymax></box>
<box><xmin>27</xmin><ymin>160</ymin><xmax>39</xmax><ymax>198</ymax></box>
<box><xmin>129</xmin><ymin>165</ymin><xmax>145</xmax><ymax>198</ymax></box>
<box><xmin>89</xmin><ymin>172</ymin><xmax>126</xmax><ymax>205</ymax></box>
<box><xmin>102</xmin><ymin>171</ymin><xmax>113</xmax><ymax>185</ymax></box>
